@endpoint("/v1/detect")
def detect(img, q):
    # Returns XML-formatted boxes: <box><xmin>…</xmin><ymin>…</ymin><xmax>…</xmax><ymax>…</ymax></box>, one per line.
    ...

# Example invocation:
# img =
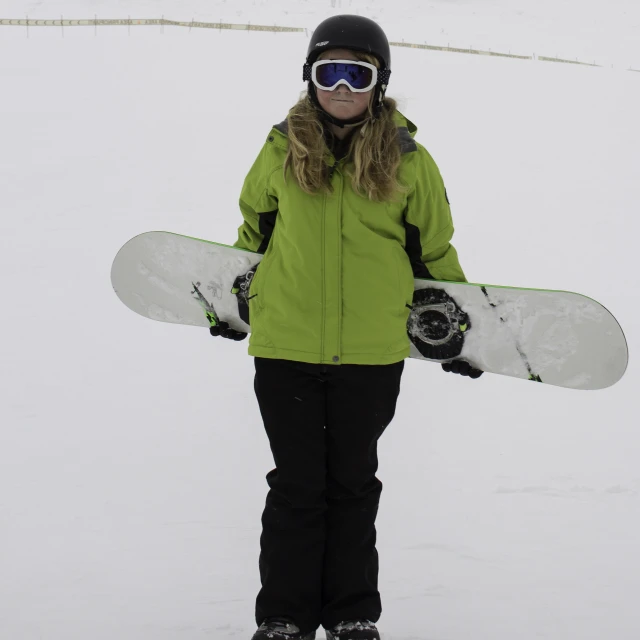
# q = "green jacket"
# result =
<box><xmin>234</xmin><ymin>111</ymin><xmax>466</xmax><ymax>365</ymax></box>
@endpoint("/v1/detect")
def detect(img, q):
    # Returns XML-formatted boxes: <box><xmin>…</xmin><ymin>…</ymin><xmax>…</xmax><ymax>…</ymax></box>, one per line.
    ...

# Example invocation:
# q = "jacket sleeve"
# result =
<box><xmin>233</xmin><ymin>142</ymin><xmax>279</xmax><ymax>254</ymax></box>
<box><xmin>404</xmin><ymin>147</ymin><xmax>467</xmax><ymax>283</ymax></box>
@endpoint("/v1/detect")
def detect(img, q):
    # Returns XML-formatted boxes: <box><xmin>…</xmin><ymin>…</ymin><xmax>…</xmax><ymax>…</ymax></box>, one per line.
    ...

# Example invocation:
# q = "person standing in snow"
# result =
<box><xmin>214</xmin><ymin>14</ymin><xmax>482</xmax><ymax>640</ymax></box>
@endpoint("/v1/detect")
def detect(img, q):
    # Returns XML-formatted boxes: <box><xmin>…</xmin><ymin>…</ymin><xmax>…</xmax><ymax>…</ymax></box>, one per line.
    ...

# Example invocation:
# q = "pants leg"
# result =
<box><xmin>253</xmin><ymin>358</ymin><xmax>327</xmax><ymax>633</ymax></box>
<box><xmin>253</xmin><ymin>357</ymin><xmax>405</xmax><ymax>633</ymax></box>
<box><xmin>321</xmin><ymin>361</ymin><xmax>404</xmax><ymax>629</ymax></box>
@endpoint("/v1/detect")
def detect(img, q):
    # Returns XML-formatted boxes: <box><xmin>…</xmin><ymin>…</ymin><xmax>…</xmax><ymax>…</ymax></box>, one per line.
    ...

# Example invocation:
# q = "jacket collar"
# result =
<box><xmin>271</xmin><ymin>110</ymin><xmax>418</xmax><ymax>155</ymax></box>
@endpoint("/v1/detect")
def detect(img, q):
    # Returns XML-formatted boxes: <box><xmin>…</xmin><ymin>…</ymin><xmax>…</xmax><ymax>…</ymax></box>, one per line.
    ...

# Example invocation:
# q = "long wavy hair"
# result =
<box><xmin>283</xmin><ymin>51</ymin><xmax>405</xmax><ymax>203</ymax></box>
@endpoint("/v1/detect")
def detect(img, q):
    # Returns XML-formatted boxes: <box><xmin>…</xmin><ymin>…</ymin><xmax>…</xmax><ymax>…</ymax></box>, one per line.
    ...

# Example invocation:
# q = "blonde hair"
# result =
<box><xmin>283</xmin><ymin>51</ymin><xmax>405</xmax><ymax>202</ymax></box>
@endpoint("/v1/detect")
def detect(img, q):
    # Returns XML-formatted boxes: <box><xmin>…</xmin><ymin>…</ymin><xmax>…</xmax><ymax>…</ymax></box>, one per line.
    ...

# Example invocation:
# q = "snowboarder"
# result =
<box><xmin>213</xmin><ymin>14</ymin><xmax>482</xmax><ymax>640</ymax></box>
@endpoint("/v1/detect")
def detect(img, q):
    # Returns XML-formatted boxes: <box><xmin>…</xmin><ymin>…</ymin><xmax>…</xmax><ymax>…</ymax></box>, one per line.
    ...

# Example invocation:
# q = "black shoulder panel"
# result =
<box><xmin>273</xmin><ymin>120</ymin><xmax>289</xmax><ymax>136</ymax></box>
<box><xmin>397</xmin><ymin>126</ymin><xmax>418</xmax><ymax>154</ymax></box>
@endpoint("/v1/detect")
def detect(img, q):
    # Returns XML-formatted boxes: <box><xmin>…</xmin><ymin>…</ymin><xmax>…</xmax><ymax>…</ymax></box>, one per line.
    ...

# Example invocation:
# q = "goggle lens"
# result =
<box><xmin>313</xmin><ymin>61</ymin><xmax>376</xmax><ymax>92</ymax></box>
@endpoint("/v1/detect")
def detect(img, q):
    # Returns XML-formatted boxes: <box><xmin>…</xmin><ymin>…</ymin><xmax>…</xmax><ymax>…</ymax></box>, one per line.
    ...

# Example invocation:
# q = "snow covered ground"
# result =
<box><xmin>4</xmin><ymin>0</ymin><xmax>640</xmax><ymax>68</ymax></box>
<box><xmin>1</xmin><ymin>2</ymin><xmax>639</xmax><ymax>639</ymax></box>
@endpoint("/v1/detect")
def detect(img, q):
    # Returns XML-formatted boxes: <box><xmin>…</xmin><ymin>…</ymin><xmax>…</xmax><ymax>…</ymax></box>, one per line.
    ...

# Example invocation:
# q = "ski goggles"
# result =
<box><xmin>310</xmin><ymin>59</ymin><xmax>379</xmax><ymax>93</ymax></box>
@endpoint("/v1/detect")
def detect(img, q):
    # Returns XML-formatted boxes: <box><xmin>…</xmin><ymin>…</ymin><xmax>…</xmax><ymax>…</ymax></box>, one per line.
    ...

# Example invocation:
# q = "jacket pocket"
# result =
<box><xmin>395</xmin><ymin>245</ymin><xmax>415</xmax><ymax>310</ymax></box>
<box><xmin>246</xmin><ymin>254</ymin><xmax>278</xmax><ymax>348</ymax></box>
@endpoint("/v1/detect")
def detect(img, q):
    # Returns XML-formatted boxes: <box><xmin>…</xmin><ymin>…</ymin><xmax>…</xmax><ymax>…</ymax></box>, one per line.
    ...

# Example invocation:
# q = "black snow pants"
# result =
<box><xmin>253</xmin><ymin>356</ymin><xmax>405</xmax><ymax>634</ymax></box>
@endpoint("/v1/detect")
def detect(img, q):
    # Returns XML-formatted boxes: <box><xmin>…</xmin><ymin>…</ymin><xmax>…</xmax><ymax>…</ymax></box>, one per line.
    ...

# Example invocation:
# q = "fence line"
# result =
<box><xmin>391</xmin><ymin>40</ymin><xmax>531</xmax><ymax>61</ymax></box>
<box><xmin>0</xmin><ymin>17</ymin><xmax>635</xmax><ymax>71</ymax></box>
<box><xmin>537</xmin><ymin>55</ymin><xmax>599</xmax><ymax>67</ymax></box>
<box><xmin>0</xmin><ymin>17</ymin><xmax>304</xmax><ymax>32</ymax></box>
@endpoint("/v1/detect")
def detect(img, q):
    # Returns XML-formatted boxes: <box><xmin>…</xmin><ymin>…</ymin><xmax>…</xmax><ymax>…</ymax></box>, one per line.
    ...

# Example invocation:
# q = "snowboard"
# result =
<box><xmin>111</xmin><ymin>231</ymin><xmax>628</xmax><ymax>391</ymax></box>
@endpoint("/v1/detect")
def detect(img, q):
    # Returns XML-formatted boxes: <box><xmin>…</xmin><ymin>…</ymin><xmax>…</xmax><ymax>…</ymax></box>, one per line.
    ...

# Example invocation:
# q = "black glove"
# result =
<box><xmin>209</xmin><ymin>321</ymin><xmax>247</xmax><ymax>341</ymax></box>
<box><xmin>441</xmin><ymin>359</ymin><xmax>483</xmax><ymax>379</ymax></box>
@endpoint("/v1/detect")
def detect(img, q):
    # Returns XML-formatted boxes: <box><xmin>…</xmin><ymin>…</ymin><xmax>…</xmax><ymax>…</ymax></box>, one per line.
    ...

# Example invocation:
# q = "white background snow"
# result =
<box><xmin>1</xmin><ymin>1</ymin><xmax>639</xmax><ymax>639</ymax></box>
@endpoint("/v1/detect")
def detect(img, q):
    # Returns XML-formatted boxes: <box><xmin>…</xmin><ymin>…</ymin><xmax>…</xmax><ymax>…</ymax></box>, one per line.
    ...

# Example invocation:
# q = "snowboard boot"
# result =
<box><xmin>251</xmin><ymin>617</ymin><xmax>316</xmax><ymax>640</ymax></box>
<box><xmin>326</xmin><ymin>620</ymin><xmax>380</xmax><ymax>640</ymax></box>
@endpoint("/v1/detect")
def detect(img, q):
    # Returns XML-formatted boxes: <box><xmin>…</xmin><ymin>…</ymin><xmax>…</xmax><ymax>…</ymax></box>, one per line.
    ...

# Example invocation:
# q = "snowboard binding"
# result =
<box><xmin>191</xmin><ymin>281</ymin><xmax>247</xmax><ymax>340</ymax></box>
<box><xmin>407</xmin><ymin>287</ymin><xmax>470</xmax><ymax>360</ymax></box>
<box><xmin>231</xmin><ymin>267</ymin><xmax>258</xmax><ymax>326</ymax></box>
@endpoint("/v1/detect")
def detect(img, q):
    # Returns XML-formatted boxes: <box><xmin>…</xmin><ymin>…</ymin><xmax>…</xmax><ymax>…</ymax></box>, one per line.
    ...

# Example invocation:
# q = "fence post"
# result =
<box><xmin>94</xmin><ymin>14</ymin><xmax>97</xmax><ymax>37</ymax></box>
<box><xmin>26</xmin><ymin>14</ymin><xmax>29</xmax><ymax>39</ymax></box>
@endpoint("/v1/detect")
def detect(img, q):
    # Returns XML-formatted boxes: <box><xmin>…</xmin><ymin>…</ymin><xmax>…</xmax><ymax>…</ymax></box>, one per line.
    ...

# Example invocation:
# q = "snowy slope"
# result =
<box><xmin>4</xmin><ymin>0</ymin><xmax>640</xmax><ymax>68</ymax></box>
<box><xmin>1</xmin><ymin>2</ymin><xmax>639</xmax><ymax>640</ymax></box>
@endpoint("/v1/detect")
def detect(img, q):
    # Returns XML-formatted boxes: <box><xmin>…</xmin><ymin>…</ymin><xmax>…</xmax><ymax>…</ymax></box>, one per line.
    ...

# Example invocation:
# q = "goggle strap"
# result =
<box><xmin>378</xmin><ymin>68</ymin><xmax>391</xmax><ymax>85</ymax></box>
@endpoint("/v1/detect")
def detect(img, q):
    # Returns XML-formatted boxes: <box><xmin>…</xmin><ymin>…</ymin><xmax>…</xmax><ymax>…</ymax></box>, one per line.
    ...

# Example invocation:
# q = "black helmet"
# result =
<box><xmin>303</xmin><ymin>15</ymin><xmax>392</xmax><ymax>126</ymax></box>
<box><xmin>306</xmin><ymin>14</ymin><xmax>391</xmax><ymax>70</ymax></box>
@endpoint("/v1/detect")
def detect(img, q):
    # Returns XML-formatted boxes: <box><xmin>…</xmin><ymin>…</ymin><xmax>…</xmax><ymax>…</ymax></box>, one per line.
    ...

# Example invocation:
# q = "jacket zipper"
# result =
<box><xmin>335</xmin><ymin>165</ymin><xmax>344</xmax><ymax>363</ymax></box>
<box><xmin>321</xmin><ymin>181</ymin><xmax>326</xmax><ymax>362</ymax></box>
